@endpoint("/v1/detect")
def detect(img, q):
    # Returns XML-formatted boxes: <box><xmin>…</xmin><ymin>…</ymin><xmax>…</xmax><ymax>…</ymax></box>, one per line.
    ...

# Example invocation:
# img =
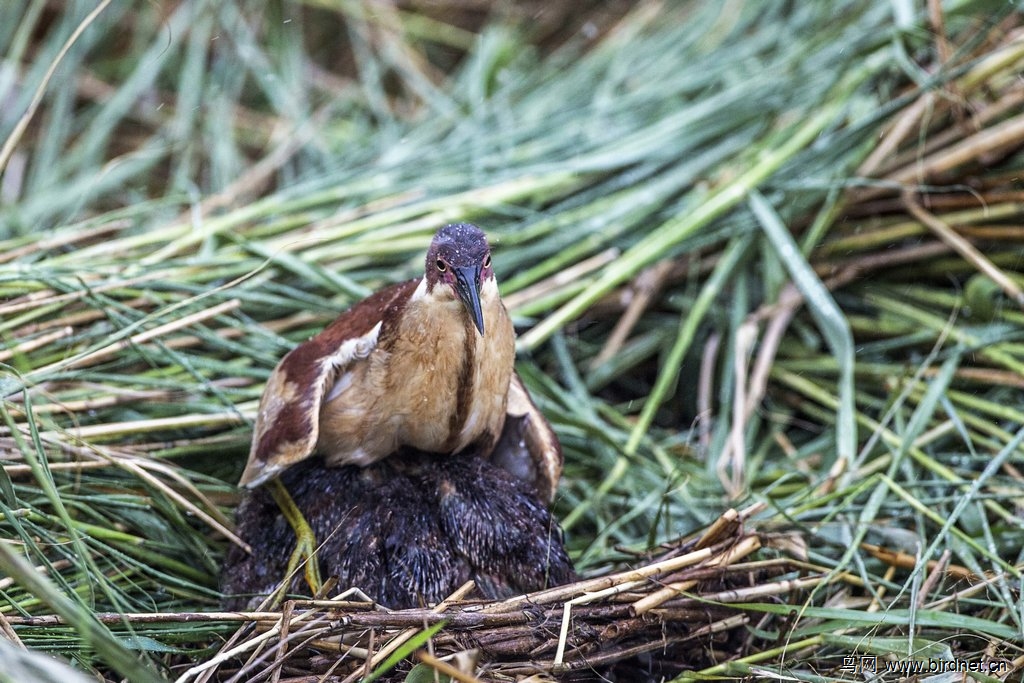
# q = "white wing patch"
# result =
<box><xmin>408</xmin><ymin>277</ymin><xmax>429</xmax><ymax>302</ymax></box>
<box><xmin>323</xmin><ymin>321</ymin><xmax>381</xmax><ymax>403</ymax></box>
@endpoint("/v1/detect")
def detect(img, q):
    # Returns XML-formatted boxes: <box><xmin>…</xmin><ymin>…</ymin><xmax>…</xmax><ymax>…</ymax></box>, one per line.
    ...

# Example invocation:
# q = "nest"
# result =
<box><xmin>181</xmin><ymin>505</ymin><xmax>807</xmax><ymax>682</ymax></box>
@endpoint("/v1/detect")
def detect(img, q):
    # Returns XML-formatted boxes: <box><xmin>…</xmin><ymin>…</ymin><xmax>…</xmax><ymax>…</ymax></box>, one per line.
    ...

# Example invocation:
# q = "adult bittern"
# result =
<box><xmin>235</xmin><ymin>224</ymin><xmax>562</xmax><ymax>595</ymax></box>
<box><xmin>239</xmin><ymin>223</ymin><xmax>559</xmax><ymax>498</ymax></box>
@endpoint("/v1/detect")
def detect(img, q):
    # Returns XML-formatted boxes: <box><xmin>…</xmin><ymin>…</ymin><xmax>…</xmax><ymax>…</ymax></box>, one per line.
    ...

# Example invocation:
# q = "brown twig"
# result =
<box><xmin>903</xmin><ymin>191</ymin><xmax>1024</xmax><ymax>307</ymax></box>
<box><xmin>590</xmin><ymin>258</ymin><xmax>673</xmax><ymax>369</ymax></box>
<box><xmin>415</xmin><ymin>651</ymin><xmax>484</xmax><ymax>683</ymax></box>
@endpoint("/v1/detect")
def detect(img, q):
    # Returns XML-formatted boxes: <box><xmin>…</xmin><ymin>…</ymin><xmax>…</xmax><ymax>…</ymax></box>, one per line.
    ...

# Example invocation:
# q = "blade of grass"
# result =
<box><xmin>625</xmin><ymin>235</ymin><xmax>752</xmax><ymax>455</ymax></box>
<box><xmin>519</xmin><ymin>99</ymin><xmax>847</xmax><ymax>351</ymax></box>
<box><xmin>0</xmin><ymin>542</ymin><xmax>163</xmax><ymax>683</ymax></box>
<box><xmin>749</xmin><ymin>191</ymin><xmax>857</xmax><ymax>469</ymax></box>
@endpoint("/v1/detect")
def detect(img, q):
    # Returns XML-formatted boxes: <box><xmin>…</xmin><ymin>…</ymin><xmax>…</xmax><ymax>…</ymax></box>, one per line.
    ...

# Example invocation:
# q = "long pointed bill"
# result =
<box><xmin>453</xmin><ymin>264</ymin><xmax>485</xmax><ymax>335</ymax></box>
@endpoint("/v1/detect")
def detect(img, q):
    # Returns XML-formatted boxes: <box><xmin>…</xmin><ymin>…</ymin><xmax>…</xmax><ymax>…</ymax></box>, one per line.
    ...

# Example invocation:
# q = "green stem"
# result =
<box><xmin>519</xmin><ymin>100</ymin><xmax>845</xmax><ymax>351</ymax></box>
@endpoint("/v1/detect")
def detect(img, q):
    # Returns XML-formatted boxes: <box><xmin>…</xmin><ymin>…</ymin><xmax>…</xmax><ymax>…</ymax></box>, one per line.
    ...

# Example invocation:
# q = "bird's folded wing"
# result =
<box><xmin>494</xmin><ymin>371</ymin><xmax>563</xmax><ymax>503</ymax></box>
<box><xmin>238</xmin><ymin>278</ymin><xmax>420</xmax><ymax>488</ymax></box>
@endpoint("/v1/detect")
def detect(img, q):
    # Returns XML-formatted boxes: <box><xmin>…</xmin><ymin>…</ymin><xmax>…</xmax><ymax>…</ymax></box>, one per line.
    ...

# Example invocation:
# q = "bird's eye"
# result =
<box><xmin>482</xmin><ymin>254</ymin><xmax>491</xmax><ymax>269</ymax></box>
<box><xmin>436</xmin><ymin>258</ymin><xmax>446</xmax><ymax>272</ymax></box>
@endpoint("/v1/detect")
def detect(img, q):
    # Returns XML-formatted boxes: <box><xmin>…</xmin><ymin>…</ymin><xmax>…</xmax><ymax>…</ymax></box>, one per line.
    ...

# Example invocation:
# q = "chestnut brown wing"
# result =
<box><xmin>238</xmin><ymin>279</ymin><xmax>420</xmax><ymax>488</ymax></box>
<box><xmin>491</xmin><ymin>371</ymin><xmax>563</xmax><ymax>503</ymax></box>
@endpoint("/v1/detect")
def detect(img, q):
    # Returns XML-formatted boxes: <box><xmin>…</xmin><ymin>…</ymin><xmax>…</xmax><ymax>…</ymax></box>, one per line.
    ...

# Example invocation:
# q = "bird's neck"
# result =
<box><xmin>407</xmin><ymin>276</ymin><xmax>502</xmax><ymax>329</ymax></box>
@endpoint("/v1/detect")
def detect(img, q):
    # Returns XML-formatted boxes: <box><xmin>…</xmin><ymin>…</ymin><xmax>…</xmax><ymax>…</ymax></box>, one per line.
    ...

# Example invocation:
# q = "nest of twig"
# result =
<box><xmin>183</xmin><ymin>506</ymin><xmax>793</xmax><ymax>682</ymax></box>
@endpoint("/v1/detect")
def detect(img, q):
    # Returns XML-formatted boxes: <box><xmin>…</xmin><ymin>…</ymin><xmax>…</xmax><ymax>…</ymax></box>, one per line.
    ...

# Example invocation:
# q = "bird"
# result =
<box><xmin>239</xmin><ymin>222</ymin><xmax>561</xmax><ymax>501</ymax></box>
<box><xmin>222</xmin><ymin>437</ymin><xmax>575</xmax><ymax>610</ymax></box>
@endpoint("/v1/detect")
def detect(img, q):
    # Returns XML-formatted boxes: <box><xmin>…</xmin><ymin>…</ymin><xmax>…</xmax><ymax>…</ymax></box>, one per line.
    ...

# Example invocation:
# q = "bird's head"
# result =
<box><xmin>424</xmin><ymin>223</ymin><xmax>495</xmax><ymax>335</ymax></box>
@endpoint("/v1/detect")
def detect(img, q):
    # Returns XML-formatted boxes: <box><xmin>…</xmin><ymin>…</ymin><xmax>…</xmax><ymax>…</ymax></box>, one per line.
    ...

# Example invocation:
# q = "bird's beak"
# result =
<box><xmin>453</xmin><ymin>264</ymin><xmax>485</xmax><ymax>335</ymax></box>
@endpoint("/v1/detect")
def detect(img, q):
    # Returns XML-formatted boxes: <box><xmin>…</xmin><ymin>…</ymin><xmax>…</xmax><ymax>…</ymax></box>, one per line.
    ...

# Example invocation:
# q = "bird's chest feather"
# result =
<box><xmin>385</xmin><ymin>298</ymin><xmax>468</xmax><ymax>397</ymax></box>
<box><xmin>384</xmin><ymin>294</ymin><xmax>514</xmax><ymax>450</ymax></box>
<box><xmin>318</xmin><ymin>282</ymin><xmax>514</xmax><ymax>462</ymax></box>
